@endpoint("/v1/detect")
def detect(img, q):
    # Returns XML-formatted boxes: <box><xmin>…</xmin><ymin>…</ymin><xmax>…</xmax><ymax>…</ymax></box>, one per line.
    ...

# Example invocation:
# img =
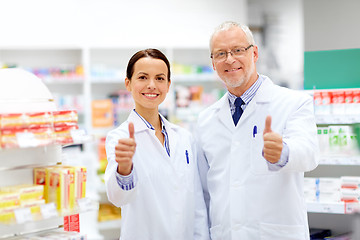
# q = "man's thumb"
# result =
<box><xmin>128</xmin><ymin>122</ymin><xmax>135</xmax><ymax>139</ymax></box>
<box><xmin>263</xmin><ymin>115</ymin><xmax>272</xmax><ymax>134</ymax></box>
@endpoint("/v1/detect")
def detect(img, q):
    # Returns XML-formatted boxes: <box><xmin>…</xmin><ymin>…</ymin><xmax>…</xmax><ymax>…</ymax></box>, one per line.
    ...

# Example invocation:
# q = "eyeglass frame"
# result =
<box><xmin>210</xmin><ymin>44</ymin><xmax>254</xmax><ymax>62</ymax></box>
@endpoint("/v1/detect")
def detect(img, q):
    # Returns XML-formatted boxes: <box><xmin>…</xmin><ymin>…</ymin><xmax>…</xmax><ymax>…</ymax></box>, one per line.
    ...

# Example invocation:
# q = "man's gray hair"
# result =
<box><xmin>210</xmin><ymin>21</ymin><xmax>255</xmax><ymax>50</ymax></box>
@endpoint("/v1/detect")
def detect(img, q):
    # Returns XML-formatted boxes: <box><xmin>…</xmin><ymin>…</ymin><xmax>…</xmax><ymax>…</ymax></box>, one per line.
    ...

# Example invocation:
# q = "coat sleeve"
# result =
<box><xmin>281</xmin><ymin>94</ymin><xmax>320</xmax><ymax>172</ymax></box>
<box><xmin>191</xmin><ymin>135</ymin><xmax>211</xmax><ymax>240</ymax></box>
<box><xmin>104</xmin><ymin>128</ymin><xmax>138</xmax><ymax>207</ymax></box>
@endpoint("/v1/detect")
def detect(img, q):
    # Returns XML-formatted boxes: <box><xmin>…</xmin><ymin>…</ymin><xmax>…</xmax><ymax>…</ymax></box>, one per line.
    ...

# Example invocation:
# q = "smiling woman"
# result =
<box><xmin>104</xmin><ymin>48</ymin><xmax>210</xmax><ymax>240</ymax></box>
<box><xmin>125</xmin><ymin>54</ymin><xmax>171</xmax><ymax>118</ymax></box>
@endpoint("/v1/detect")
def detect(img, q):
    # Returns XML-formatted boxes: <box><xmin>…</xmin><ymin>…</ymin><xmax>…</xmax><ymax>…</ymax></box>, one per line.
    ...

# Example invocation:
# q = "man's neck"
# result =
<box><xmin>228</xmin><ymin>74</ymin><xmax>259</xmax><ymax>97</ymax></box>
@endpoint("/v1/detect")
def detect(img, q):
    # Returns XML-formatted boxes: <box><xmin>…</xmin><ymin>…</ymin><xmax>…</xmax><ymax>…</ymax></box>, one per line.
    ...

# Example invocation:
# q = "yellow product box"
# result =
<box><xmin>48</xmin><ymin>166</ymin><xmax>75</xmax><ymax>212</ymax></box>
<box><xmin>0</xmin><ymin>192</ymin><xmax>20</xmax><ymax>209</ymax></box>
<box><xmin>34</xmin><ymin>166</ymin><xmax>54</xmax><ymax>203</ymax></box>
<box><xmin>21</xmin><ymin>199</ymin><xmax>46</xmax><ymax>219</ymax></box>
<box><xmin>74</xmin><ymin>166</ymin><xmax>87</xmax><ymax>200</ymax></box>
<box><xmin>0</xmin><ymin>206</ymin><xmax>17</xmax><ymax>224</ymax></box>
<box><xmin>98</xmin><ymin>203</ymin><xmax>121</xmax><ymax>222</ymax></box>
<box><xmin>1</xmin><ymin>184</ymin><xmax>44</xmax><ymax>203</ymax></box>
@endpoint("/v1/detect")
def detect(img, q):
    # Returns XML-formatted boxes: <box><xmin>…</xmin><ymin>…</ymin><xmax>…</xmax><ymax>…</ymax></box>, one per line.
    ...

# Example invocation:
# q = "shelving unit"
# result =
<box><xmin>305</xmin><ymin>93</ymin><xmax>360</xmax><ymax>236</ymax></box>
<box><xmin>0</xmin><ymin>69</ymin><xmax>60</xmax><ymax>238</ymax></box>
<box><xmin>0</xmin><ymin>217</ymin><xmax>63</xmax><ymax>239</ymax></box>
<box><xmin>0</xmin><ymin>69</ymin><xmax>100</xmax><ymax>239</ymax></box>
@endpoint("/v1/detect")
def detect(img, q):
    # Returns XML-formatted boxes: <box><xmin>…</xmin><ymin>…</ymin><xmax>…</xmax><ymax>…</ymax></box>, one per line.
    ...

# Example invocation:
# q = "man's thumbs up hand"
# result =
<box><xmin>263</xmin><ymin>116</ymin><xmax>283</xmax><ymax>164</ymax></box>
<box><xmin>263</xmin><ymin>115</ymin><xmax>272</xmax><ymax>135</ymax></box>
<box><xmin>115</xmin><ymin>122</ymin><xmax>137</xmax><ymax>175</ymax></box>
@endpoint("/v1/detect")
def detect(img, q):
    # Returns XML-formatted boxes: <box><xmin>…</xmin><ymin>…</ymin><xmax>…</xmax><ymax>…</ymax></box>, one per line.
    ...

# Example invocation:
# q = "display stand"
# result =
<box><xmin>0</xmin><ymin>69</ymin><xmax>101</xmax><ymax>239</ymax></box>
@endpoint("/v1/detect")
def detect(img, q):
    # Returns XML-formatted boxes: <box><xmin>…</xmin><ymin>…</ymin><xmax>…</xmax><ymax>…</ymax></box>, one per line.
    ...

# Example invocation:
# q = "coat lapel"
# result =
<box><xmin>239</xmin><ymin>76</ymin><xmax>274</xmax><ymax>124</ymax></box>
<box><xmin>160</xmin><ymin>114</ymin><xmax>178</xmax><ymax>159</ymax></box>
<box><xmin>216</xmin><ymin>93</ymin><xmax>236</xmax><ymax>132</ymax></box>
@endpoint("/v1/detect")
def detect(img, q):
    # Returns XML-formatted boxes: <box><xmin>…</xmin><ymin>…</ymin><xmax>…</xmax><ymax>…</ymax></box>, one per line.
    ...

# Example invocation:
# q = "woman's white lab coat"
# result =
<box><xmin>105</xmin><ymin>110</ymin><xmax>210</xmax><ymax>240</ymax></box>
<box><xmin>196</xmin><ymin>75</ymin><xmax>319</xmax><ymax>240</ymax></box>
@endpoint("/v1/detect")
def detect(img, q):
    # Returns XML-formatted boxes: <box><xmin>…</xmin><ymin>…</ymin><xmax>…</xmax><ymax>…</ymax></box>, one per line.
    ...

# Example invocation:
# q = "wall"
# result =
<box><xmin>304</xmin><ymin>0</ymin><xmax>360</xmax><ymax>51</ymax></box>
<box><xmin>247</xmin><ymin>0</ymin><xmax>304</xmax><ymax>89</ymax></box>
<box><xmin>0</xmin><ymin>0</ymin><xmax>246</xmax><ymax>48</ymax></box>
<box><xmin>303</xmin><ymin>0</ymin><xmax>360</xmax><ymax>89</ymax></box>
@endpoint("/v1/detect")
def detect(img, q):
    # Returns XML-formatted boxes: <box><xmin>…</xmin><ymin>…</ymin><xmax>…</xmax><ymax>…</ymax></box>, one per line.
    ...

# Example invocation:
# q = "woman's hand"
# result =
<box><xmin>115</xmin><ymin>122</ymin><xmax>136</xmax><ymax>175</ymax></box>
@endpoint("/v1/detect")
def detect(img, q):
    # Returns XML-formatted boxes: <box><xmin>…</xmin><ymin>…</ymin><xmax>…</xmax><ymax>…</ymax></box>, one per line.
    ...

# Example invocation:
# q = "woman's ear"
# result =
<box><xmin>167</xmin><ymin>79</ymin><xmax>171</xmax><ymax>92</ymax></box>
<box><xmin>125</xmin><ymin>77</ymin><xmax>131</xmax><ymax>91</ymax></box>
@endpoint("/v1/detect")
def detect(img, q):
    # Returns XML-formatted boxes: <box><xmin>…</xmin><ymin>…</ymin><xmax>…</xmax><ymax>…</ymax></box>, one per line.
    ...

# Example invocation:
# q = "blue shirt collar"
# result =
<box><xmin>228</xmin><ymin>74</ymin><xmax>264</xmax><ymax>106</ymax></box>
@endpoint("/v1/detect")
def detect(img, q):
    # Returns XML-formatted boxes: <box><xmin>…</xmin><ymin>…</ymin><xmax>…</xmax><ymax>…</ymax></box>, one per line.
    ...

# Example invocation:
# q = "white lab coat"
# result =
<box><xmin>105</xmin><ymin>110</ymin><xmax>210</xmax><ymax>240</ymax></box>
<box><xmin>196</xmin><ymin>75</ymin><xmax>319</xmax><ymax>240</ymax></box>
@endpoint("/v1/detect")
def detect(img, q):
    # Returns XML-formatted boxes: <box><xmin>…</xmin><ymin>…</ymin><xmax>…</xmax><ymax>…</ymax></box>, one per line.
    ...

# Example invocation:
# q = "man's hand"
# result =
<box><xmin>115</xmin><ymin>122</ymin><xmax>136</xmax><ymax>175</ymax></box>
<box><xmin>263</xmin><ymin>116</ymin><xmax>283</xmax><ymax>164</ymax></box>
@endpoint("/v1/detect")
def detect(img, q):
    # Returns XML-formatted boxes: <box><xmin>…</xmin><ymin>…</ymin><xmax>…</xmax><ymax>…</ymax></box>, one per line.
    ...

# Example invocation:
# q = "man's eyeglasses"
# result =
<box><xmin>211</xmin><ymin>45</ymin><xmax>253</xmax><ymax>62</ymax></box>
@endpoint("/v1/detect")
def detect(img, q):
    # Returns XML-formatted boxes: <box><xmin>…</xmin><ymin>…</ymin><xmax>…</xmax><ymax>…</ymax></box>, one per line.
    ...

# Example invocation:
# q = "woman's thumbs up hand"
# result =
<box><xmin>263</xmin><ymin>116</ymin><xmax>283</xmax><ymax>164</ymax></box>
<box><xmin>115</xmin><ymin>122</ymin><xmax>137</xmax><ymax>175</ymax></box>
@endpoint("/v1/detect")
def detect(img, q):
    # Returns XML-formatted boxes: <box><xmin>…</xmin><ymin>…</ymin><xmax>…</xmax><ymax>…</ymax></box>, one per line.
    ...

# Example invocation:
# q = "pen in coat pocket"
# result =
<box><xmin>253</xmin><ymin>125</ymin><xmax>257</xmax><ymax>138</ymax></box>
<box><xmin>185</xmin><ymin>150</ymin><xmax>189</xmax><ymax>164</ymax></box>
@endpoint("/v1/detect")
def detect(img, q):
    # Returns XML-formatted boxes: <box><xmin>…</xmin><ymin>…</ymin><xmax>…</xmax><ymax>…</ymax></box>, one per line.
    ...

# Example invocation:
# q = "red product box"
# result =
<box><xmin>0</xmin><ymin>113</ymin><xmax>29</xmax><ymax>130</ymax></box>
<box><xmin>27</xmin><ymin>112</ymin><xmax>54</xmax><ymax>129</ymax></box>
<box><xmin>53</xmin><ymin>110</ymin><xmax>78</xmax><ymax>128</ymax></box>
<box><xmin>54</xmin><ymin>125</ymin><xmax>79</xmax><ymax>144</ymax></box>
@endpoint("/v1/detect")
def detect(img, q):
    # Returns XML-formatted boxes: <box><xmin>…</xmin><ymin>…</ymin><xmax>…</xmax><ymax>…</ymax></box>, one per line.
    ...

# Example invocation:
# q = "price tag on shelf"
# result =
<box><xmin>332</xmin><ymin>157</ymin><xmax>341</xmax><ymax>165</ymax></box>
<box><xmin>321</xmin><ymin>203</ymin><xmax>333</xmax><ymax>213</ymax></box>
<box><xmin>352</xmin><ymin>156</ymin><xmax>360</xmax><ymax>165</ymax></box>
<box><xmin>77</xmin><ymin>197</ymin><xmax>94</xmax><ymax>212</ymax></box>
<box><xmin>14</xmin><ymin>207</ymin><xmax>33</xmax><ymax>224</ymax></box>
<box><xmin>16</xmin><ymin>132</ymin><xmax>39</xmax><ymax>148</ymax></box>
<box><xmin>40</xmin><ymin>202</ymin><xmax>58</xmax><ymax>219</ymax></box>
<box><xmin>345</xmin><ymin>202</ymin><xmax>360</xmax><ymax>214</ymax></box>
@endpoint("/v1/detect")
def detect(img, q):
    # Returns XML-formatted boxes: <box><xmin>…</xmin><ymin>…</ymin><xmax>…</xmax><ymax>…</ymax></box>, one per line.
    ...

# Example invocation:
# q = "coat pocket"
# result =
<box><xmin>250</xmin><ymin>134</ymin><xmax>273</xmax><ymax>175</ymax></box>
<box><xmin>260</xmin><ymin>222</ymin><xmax>306</xmax><ymax>240</ymax></box>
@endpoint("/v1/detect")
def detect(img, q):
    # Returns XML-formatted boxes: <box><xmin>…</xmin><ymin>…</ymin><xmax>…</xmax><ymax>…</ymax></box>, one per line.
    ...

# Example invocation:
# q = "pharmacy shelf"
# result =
<box><xmin>316</xmin><ymin>115</ymin><xmax>360</xmax><ymax>125</ymax></box>
<box><xmin>0</xmin><ymin>216</ymin><xmax>63</xmax><ymax>239</ymax></box>
<box><xmin>319</xmin><ymin>155</ymin><xmax>360</xmax><ymax>165</ymax></box>
<box><xmin>42</xmin><ymin>78</ymin><xmax>84</xmax><ymax>84</ymax></box>
<box><xmin>0</xmin><ymin>145</ymin><xmax>61</xmax><ymax>172</ymax></box>
<box><xmin>172</xmin><ymin>73</ymin><xmax>218</xmax><ymax>83</ymax></box>
<box><xmin>98</xmin><ymin>219</ymin><xmax>121</xmax><ymax>231</ymax></box>
<box><xmin>90</xmin><ymin>77</ymin><xmax>123</xmax><ymax>84</ymax></box>
<box><xmin>307</xmin><ymin>201</ymin><xmax>360</xmax><ymax>214</ymax></box>
<box><xmin>0</xmin><ymin>199</ymin><xmax>98</xmax><ymax>239</ymax></box>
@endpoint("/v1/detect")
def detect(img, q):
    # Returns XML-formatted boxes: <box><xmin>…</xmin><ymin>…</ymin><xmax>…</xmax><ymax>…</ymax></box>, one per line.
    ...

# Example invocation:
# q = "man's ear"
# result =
<box><xmin>253</xmin><ymin>45</ymin><xmax>259</xmax><ymax>63</ymax></box>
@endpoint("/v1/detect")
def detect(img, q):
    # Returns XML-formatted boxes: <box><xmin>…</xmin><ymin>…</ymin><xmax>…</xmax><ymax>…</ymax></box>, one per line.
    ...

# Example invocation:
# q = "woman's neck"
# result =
<box><xmin>135</xmin><ymin>108</ymin><xmax>161</xmax><ymax>131</ymax></box>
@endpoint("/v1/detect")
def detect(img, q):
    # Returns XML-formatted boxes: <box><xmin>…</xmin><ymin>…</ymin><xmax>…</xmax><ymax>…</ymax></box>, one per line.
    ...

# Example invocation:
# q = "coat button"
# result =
<box><xmin>231</xmin><ymin>181</ymin><xmax>241</xmax><ymax>188</ymax></box>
